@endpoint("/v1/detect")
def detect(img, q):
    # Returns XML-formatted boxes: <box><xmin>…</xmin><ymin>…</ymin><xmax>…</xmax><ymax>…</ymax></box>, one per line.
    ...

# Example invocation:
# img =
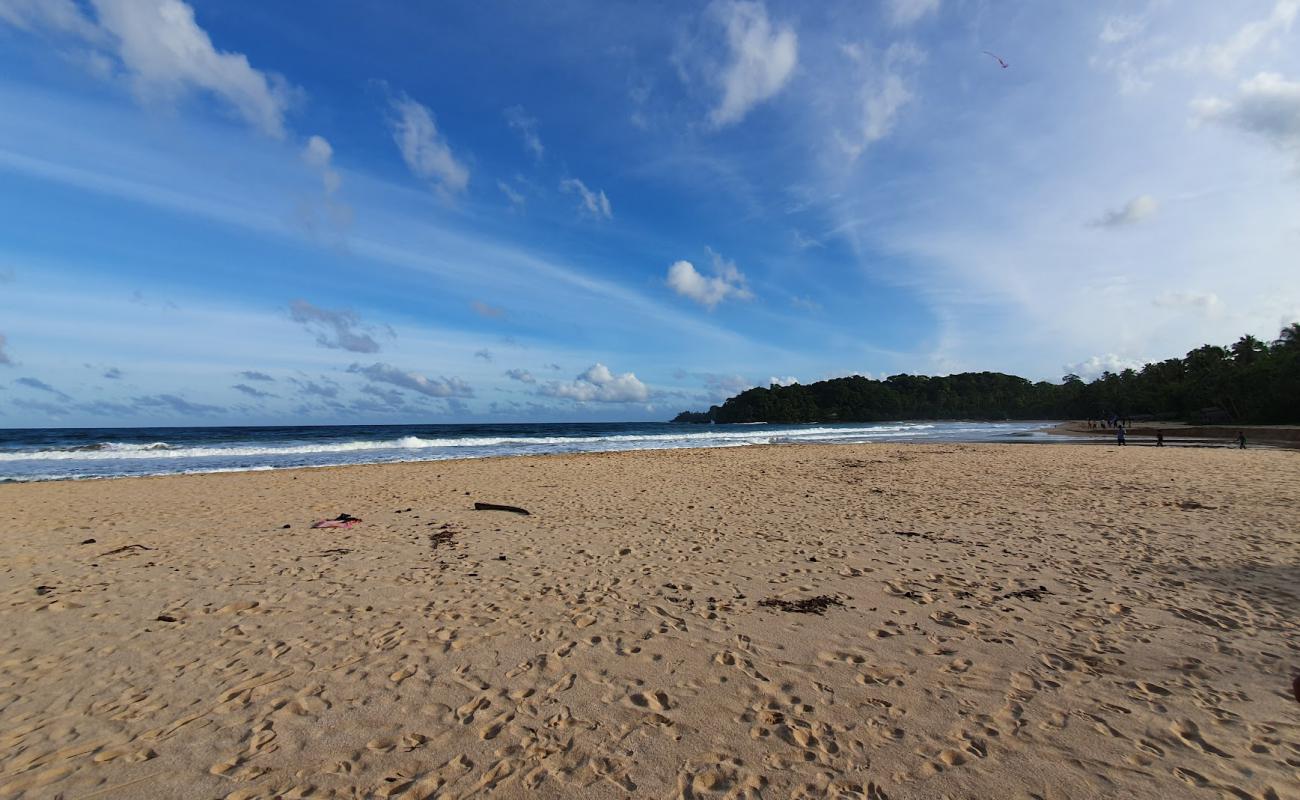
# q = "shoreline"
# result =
<box><xmin>1049</xmin><ymin>420</ymin><xmax>1300</xmax><ymax>449</ymax></box>
<box><xmin>2</xmin><ymin>442</ymin><xmax>1297</xmax><ymax>798</ymax></box>
<box><xmin>0</xmin><ymin>422</ymin><xmax>1121</xmax><ymax>485</ymax></box>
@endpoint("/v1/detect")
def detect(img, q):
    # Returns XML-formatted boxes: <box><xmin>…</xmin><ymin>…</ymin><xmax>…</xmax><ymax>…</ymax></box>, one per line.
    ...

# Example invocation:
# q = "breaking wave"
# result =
<box><xmin>0</xmin><ymin>421</ymin><xmax>1056</xmax><ymax>482</ymax></box>
<box><xmin>0</xmin><ymin>425</ymin><xmax>939</xmax><ymax>462</ymax></box>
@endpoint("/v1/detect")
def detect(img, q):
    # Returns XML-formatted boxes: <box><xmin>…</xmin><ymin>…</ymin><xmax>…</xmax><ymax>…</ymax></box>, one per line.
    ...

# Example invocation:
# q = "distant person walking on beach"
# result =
<box><xmin>1117</xmin><ymin>426</ymin><xmax>1126</xmax><ymax>446</ymax></box>
<box><xmin>1237</xmin><ymin>431</ymin><xmax>1247</xmax><ymax>449</ymax></box>
<box><xmin>1156</xmin><ymin>430</ymin><xmax>1164</xmax><ymax>447</ymax></box>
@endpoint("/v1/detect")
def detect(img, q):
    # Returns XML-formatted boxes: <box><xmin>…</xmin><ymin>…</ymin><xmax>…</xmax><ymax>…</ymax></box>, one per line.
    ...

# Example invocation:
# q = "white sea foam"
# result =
<box><xmin>0</xmin><ymin>421</ymin><xmax>1056</xmax><ymax>482</ymax></box>
<box><xmin>0</xmin><ymin>424</ymin><xmax>938</xmax><ymax>462</ymax></box>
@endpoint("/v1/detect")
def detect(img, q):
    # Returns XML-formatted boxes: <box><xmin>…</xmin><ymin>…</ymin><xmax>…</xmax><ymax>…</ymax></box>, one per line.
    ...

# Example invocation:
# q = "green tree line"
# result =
<box><xmin>672</xmin><ymin>325</ymin><xmax>1300</xmax><ymax>425</ymax></box>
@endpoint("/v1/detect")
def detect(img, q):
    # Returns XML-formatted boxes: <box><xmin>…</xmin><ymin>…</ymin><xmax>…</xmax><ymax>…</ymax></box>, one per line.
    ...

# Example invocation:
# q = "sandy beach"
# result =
<box><xmin>1</xmin><ymin>443</ymin><xmax>1297</xmax><ymax>800</ymax></box>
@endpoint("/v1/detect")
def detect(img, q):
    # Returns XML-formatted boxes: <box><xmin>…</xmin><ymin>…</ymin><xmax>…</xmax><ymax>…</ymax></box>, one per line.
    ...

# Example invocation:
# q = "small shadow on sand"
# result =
<box><xmin>1168</xmin><ymin>563</ymin><xmax>1300</xmax><ymax>615</ymax></box>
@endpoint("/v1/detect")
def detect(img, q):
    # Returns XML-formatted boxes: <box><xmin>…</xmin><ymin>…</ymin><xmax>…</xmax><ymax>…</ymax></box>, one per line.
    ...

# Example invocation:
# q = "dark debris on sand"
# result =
<box><xmin>888</xmin><ymin>530</ymin><xmax>965</xmax><ymax>545</ymax></box>
<box><xmin>473</xmin><ymin>502</ymin><xmax>530</xmax><ymax>515</ymax></box>
<box><xmin>996</xmin><ymin>586</ymin><xmax>1051</xmax><ymax>602</ymax></box>
<box><xmin>99</xmin><ymin>544</ymin><xmax>155</xmax><ymax>556</ymax></box>
<box><xmin>429</xmin><ymin>524</ymin><xmax>457</xmax><ymax>552</ymax></box>
<box><xmin>759</xmin><ymin>595</ymin><xmax>845</xmax><ymax>615</ymax></box>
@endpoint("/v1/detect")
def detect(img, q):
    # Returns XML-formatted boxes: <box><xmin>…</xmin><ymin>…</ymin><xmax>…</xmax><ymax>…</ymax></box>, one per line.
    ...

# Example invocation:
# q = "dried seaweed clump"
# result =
<box><xmin>758</xmin><ymin>595</ymin><xmax>845</xmax><ymax>615</ymax></box>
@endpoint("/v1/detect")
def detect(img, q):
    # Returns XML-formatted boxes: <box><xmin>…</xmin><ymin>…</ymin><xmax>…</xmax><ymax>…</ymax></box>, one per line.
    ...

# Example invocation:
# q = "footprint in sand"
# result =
<box><xmin>929</xmin><ymin>610</ymin><xmax>973</xmax><ymax>628</ymax></box>
<box><xmin>1169</xmin><ymin>719</ymin><xmax>1233</xmax><ymax>758</ymax></box>
<box><xmin>455</xmin><ymin>694</ymin><xmax>491</xmax><ymax>724</ymax></box>
<box><xmin>367</xmin><ymin>732</ymin><xmax>427</xmax><ymax>753</ymax></box>
<box><xmin>389</xmin><ymin>664</ymin><xmax>417</xmax><ymax>684</ymax></box>
<box><xmin>818</xmin><ymin>650</ymin><xmax>869</xmax><ymax>665</ymax></box>
<box><xmin>545</xmin><ymin>672</ymin><xmax>576</xmax><ymax>696</ymax></box>
<box><xmin>92</xmin><ymin>745</ymin><xmax>156</xmax><ymax>763</ymax></box>
<box><xmin>478</xmin><ymin>711</ymin><xmax>514</xmax><ymax>740</ymax></box>
<box><xmin>215</xmin><ymin>600</ymin><xmax>260</xmax><ymax>615</ymax></box>
<box><xmin>626</xmin><ymin>690</ymin><xmax>673</xmax><ymax>711</ymax></box>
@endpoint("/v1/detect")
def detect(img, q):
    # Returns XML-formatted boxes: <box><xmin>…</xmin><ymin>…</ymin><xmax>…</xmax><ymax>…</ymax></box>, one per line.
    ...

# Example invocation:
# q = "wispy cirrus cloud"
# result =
<box><xmin>288</xmin><ymin>299</ymin><xmax>382</xmax><ymax>353</ymax></box>
<box><xmin>289</xmin><ymin>375</ymin><xmax>341</xmax><ymax>399</ymax></box>
<box><xmin>1089</xmin><ymin>195</ymin><xmax>1159</xmax><ymax>228</ymax></box>
<box><xmin>1153</xmin><ymin>290</ymin><xmax>1223</xmax><ymax>316</ymax></box>
<box><xmin>708</xmin><ymin>1</ymin><xmax>798</xmax><ymax>128</ymax></box>
<box><xmin>498</xmin><ymin>180</ymin><xmax>526</xmax><ymax>208</ymax></box>
<box><xmin>504</xmin><ymin>105</ymin><xmax>543</xmax><ymax>160</ymax></box>
<box><xmin>232</xmin><ymin>383</ymin><xmax>276</xmax><ymax>399</ymax></box>
<box><xmin>16</xmin><ymin>376</ymin><xmax>70</xmax><ymax>399</ymax></box>
<box><xmin>390</xmin><ymin>94</ymin><xmax>469</xmax><ymax>194</ymax></box>
<box><xmin>471</xmin><ymin>300</ymin><xmax>505</xmax><ymax>319</ymax></box>
<box><xmin>560</xmin><ymin>178</ymin><xmax>612</xmax><ymax>219</ymax></box>
<box><xmin>886</xmin><ymin>0</ymin><xmax>939</xmax><ymax>28</ymax></box>
<box><xmin>348</xmin><ymin>362</ymin><xmax>473</xmax><ymax>398</ymax></box>
<box><xmin>837</xmin><ymin>41</ymin><xmax>925</xmax><ymax>159</ymax></box>
<box><xmin>1202</xmin><ymin>0</ymin><xmax>1298</xmax><ymax>76</ymax></box>
<box><xmin>132</xmin><ymin>392</ymin><xmax>224</xmax><ymax>416</ymax></box>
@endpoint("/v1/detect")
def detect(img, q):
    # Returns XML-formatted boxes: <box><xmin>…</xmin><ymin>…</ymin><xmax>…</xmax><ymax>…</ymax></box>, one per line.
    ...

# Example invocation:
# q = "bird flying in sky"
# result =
<box><xmin>983</xmin><ymin>51</ymin><xmax>1009</xmax><ymax>69</ymax></box>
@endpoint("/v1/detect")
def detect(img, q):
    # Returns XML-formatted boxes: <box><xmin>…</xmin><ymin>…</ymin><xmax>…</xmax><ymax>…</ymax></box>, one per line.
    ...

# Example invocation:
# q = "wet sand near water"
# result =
<box><xmin>1</xmin><ymin>443</ymin><xmax>1298</xmax><ymax>799</ymax></box>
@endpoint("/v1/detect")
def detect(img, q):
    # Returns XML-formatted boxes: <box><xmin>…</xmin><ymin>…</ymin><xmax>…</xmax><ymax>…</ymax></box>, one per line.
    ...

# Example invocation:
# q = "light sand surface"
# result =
<box><xmin>1</xmin><ymin>443</ymin><xmax>1298</xmax><ymax>800</ymax></box>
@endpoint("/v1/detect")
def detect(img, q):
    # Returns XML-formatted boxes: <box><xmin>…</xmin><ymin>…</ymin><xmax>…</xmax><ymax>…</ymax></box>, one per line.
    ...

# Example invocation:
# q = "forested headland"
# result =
<box><xmin>672</xmin><ymin>325</ymin><xmax>1300</xmax><ymax>425</ymax></box>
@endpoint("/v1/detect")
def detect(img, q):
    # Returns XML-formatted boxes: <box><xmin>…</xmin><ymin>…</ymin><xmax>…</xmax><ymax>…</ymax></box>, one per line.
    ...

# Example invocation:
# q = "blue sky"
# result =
<box><xmin>1</xmin><ymin>0</ymin><xmax>1298</xmax><ymax>426</ymax></box>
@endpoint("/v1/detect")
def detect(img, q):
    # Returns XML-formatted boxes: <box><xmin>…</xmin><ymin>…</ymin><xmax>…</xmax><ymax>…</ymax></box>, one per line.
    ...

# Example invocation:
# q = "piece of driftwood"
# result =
<box><xmin>312</xmin><ymin>513</ymin><xmax>361</xmax><ymax>529</ymax></box>
<box><xmin>473</xmin><ymin>502</ymin><xmax>530</xmax><ymax>515</ymax></box>
<box><xmin>99</xmin><ymin>544</ymin><xmax>155</xmax><ymax>556</ymax></box>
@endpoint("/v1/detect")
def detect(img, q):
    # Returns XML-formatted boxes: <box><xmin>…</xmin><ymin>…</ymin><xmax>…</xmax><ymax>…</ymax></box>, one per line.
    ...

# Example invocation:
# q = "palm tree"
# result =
<box><xmin>1274</xmin><ymin>322</ymin><xmax>1300</xmax><ymax>351</ymax></box>
<box><xmin>1230</xmin><ymin>334</ymin><xmax>1266</xmax><ymax>364</ymax></box>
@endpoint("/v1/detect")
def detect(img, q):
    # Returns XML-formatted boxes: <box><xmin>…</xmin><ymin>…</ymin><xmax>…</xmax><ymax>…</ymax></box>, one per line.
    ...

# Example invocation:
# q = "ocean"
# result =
<box><xmin>0</xmin><ymin>420</ymin><xmax>1065</xmax><ymax>482</ymax></box>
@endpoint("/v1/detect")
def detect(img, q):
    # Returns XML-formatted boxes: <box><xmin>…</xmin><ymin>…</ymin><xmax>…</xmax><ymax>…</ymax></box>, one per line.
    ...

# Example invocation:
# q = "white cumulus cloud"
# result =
<box><xmin>539</xmin><ymin>363</ymin><xmax>649</xmax><ymax>403</ymax></box>
<box><xmin>390</xmin><ymin>95</ymin><xmax>469</xmax><ymax>194</ymax></box>
<box><xmin>0</xmin><ymin>0</ymin><xmax>293</xmax><ymax>137</ymax></box>
<box><xmin>1063</xmin><ymin>354</ymin><xmax>1143</xmax><ymax>380</ymax></box>
<box><xmin>302</xmin><ymin>134</ymin><xmax>341</xmax><ymax>194</ymax></box>
<box><xmin>1194</xmin><ymin>72</ymin><xmax>1300</xmax><ymax>161</ymax></box>
<box><xmin>709</xmin><ymin>0</ymin><xmax>798</xmax><ymax>128</ymax></box>
<box><xmin>666</xmin><ymin>249</ymin><xmax>753</xmax><ymax>309</ymax></box>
